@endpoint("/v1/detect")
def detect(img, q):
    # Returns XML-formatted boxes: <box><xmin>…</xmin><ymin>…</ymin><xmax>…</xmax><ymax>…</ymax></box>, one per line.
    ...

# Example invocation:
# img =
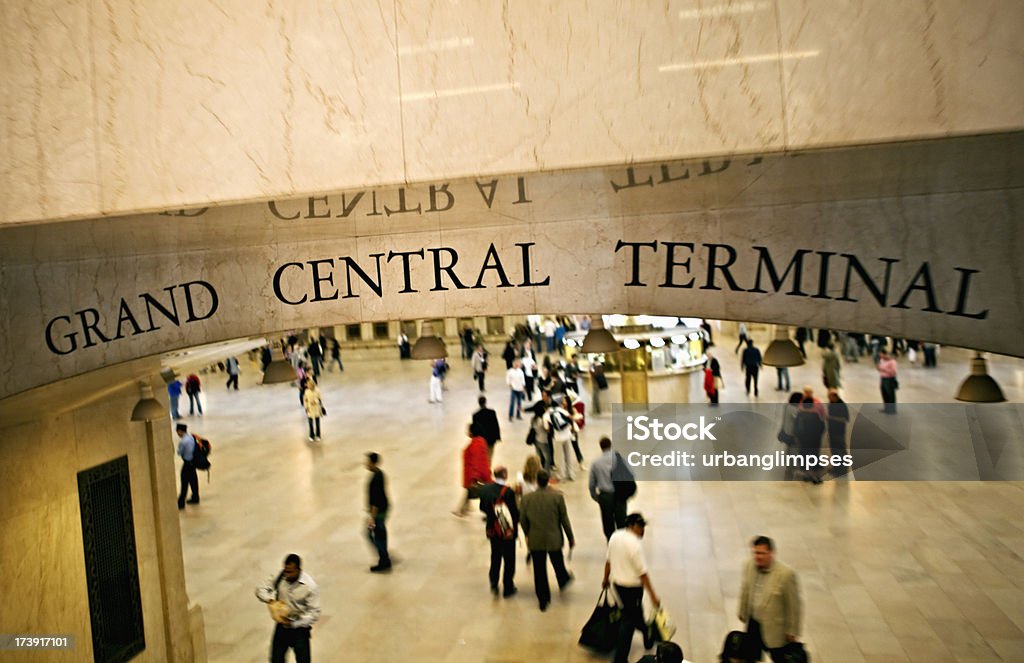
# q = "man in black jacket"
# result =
<box><xmin>741</xmin><ymin>339</ymin><xmax>763</xmax><ymax>397</ymax></box>
<box><xmin>471</xmin><ymin>396</ymin><xmax>502</xmax><ymax>459</ymax></box>
<box><xmin>478</xmin><ymin>466</ymin><xmax>519</xmax><ymax>597</ymax></box>
<box><xmin>365</xmin><ymin>452</ymin><xmax>391</xmax><ymax>572</ymax></box>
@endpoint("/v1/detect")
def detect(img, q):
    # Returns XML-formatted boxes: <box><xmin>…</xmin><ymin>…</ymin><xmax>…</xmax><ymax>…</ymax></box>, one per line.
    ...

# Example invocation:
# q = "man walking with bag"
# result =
<box><xmin>255</xmin><ymin>553</ymin><xmax>321</xmax><ymax>663</ymax></box>
<box><xmin>175</xmin><ymin>423</ymin><xmax>200</xmax><ymax>509</ymax></box>
<box><xmin>738</xmin><ymin>535</ymin><xmax>802</xmax><ymax>662</ymax></box>
<box><xmin>603</xmin><ymin>513</ymin><xmax>661</xmax><ymax>663</ymax></box>
<box><xmin>478</xmin><ymin>466</ymin><xmax>519</xmax><ymax>597</ymax></box>
<box><xmin>589</xmin><ymin>437</ymin><xmax>634</xmax><ymax>540</ymax></box>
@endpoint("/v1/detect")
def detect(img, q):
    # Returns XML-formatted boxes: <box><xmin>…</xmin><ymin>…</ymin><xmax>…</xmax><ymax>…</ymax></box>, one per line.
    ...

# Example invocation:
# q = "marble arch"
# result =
<box><xmin>2</xmin><ymin>134</ymin><xmax>1023</xmax><ymax>400</ymax></box>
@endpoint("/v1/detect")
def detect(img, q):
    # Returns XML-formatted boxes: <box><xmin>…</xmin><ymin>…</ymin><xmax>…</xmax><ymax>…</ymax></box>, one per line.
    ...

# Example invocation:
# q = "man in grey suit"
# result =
<box><xmin>519</xmin><ymin>471</ymin><xmax>575</xmax><ymax>611</ymax></box>
<box><xmin>738</xmin><ymin>535</ymin><xmax>802</xmax><ymax>662</ymax></box>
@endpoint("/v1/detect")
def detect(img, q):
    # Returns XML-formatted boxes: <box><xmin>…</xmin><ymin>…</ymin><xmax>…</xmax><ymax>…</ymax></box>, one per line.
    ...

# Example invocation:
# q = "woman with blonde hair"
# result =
<box><xmin>516</xmin><ymin>455</ymin><xmax>542</xmax><ymax>497</ymax></box>
<box><xmin>303</xmin><ymin>379</ymin><xmax>324</xmax><ymax>441</ymax></box>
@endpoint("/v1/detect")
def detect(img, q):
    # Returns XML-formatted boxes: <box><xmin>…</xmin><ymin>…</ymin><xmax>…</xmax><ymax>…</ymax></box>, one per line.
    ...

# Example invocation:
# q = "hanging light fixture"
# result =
<box><xmin>263</xmin><ymin>344</ymin><xmax>298</xmax><ymax>384</ymax></box>
<box><xmin>762</xmin><ymin>325</ymin><xmax>805</xmax><ymax>367</ymax></box>
<box><xmin>955</xmin><ymin>352</ymin><xmax>1006</xmax><ymax>403</ymax></box>
<box><xmin>580</xmin><ymin>315</ymin><xmax>620</xmax><ymax>354</ymax></box>
<box><xmin>411</xmin><ymin>321</ymin><xmax>448</xmax><ymax>360</ymax></box>
<box><xmin>130</xmin><ymin>382</ymin><xmax>166</xmax><ymax>422</ymax></box>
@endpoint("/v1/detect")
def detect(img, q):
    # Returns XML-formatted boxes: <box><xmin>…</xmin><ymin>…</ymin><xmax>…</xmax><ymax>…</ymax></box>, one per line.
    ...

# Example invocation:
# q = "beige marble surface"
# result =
<box><xmin>778</xmin><ymin>0</ymin><xmax>1024</xmax><ymax>147</ymax></box>
<box><xmin>0</xmin><ymin>385</ymin><xmax>194</xmax><ymax>662</ymax></box>
<box><xmin>395</xmin><ymin>0</ymin><xmax>786</xmax><ymax>182</ymax></box>
<box><xmin>2</xmin><ymin>2</ymin><xmax>1023</xmax><ymax>224</ymax></box>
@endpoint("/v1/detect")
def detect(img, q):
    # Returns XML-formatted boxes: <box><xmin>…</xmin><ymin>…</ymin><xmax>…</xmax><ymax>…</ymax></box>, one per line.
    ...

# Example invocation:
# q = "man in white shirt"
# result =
<box><xmin>543</xmin><ymin>318</ymin><xmax>557</xmax><ymax>352</ymax></box>
<box><xmin>255</xmin><ymin>553</ymin><xmax>321</xmax><ymax>663</ymax></box>
<box><xmin>520</xmin><ymin>346</ymin><xmax>537</xmax><ymax>399</ymax></box>
<box><xmin>506</xmin><ymin>359</ymin><xmax>526</xmax><ymax>421</ymax></box>
<box><xmin>603</xmin><ymin>513</ymin><xmax>661</xmax><ymax>663</ymax></box>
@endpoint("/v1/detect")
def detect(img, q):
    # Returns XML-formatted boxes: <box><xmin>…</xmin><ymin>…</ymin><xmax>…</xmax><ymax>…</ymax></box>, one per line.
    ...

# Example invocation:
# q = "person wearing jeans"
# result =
<box><xmin>506</xmin><ymin>359</ymin><xmax>526</xmax><ymax>420</ymax></box>
<box><xmin>776</xmin><ymin>366</ymin><xmax>790</xmax><ymax>391</ymax></box>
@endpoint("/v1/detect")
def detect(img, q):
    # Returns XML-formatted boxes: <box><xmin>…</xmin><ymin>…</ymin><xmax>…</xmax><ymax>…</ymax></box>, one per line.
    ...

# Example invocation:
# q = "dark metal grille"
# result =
<box><xmin>78</xmin><ymin>456</ymin><xmax>145</xmax><ymax>662</ymax></box>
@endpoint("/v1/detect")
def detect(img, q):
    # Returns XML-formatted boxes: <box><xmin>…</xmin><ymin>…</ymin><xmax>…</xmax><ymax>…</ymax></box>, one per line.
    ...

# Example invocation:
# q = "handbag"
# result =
<box><xmin>319</xmin><ymin>400</ymin><xmax>327</xmax><ymax>417</ymax></box>
<box><xmin>780</xmin><ymin>641</ymin><xmax>810</xmax><ymax>663</ymax></box>
<box><xmin>578</xmin><ymin>589</ymin><xmax>621</xmax><ymax>653</ymax></box>
<box><xmin>525</xmin><ymin>426</ymin><xmax>537</xmax><ymax>446</ymax></box>
<box><xmin>612</xmin><ymin>452</ymin><xmax>637</xmax><ymax>499</ymax></box>
<box><xmin>267</xmin><ymin>600</ymin><xmax>291</xmax><ymax>624</ymax></box>
<box><xmin>713</xmin><ymin>376</ymin><xmax>724</xmax><ymax>391</ymax></box>
<box><xmin>645</xmin><ymin>605</ymin><xmax>677</xmax><ymax>645</ymax></box>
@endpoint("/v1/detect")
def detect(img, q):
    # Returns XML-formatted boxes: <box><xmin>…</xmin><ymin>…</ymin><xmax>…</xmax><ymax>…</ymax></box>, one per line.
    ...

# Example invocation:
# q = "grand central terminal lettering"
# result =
<box><xmin>40</xmin><ymin>240</ymin><xmax>989</xmax><ymax>357</ymax></box>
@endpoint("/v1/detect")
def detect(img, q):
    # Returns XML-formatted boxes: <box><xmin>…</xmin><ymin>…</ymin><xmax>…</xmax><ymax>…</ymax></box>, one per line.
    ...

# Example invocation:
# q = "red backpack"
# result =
<box><xmin>487</xmin><ymin>486</ymin><xmax>515</xmax><ymax>540</ymax></box>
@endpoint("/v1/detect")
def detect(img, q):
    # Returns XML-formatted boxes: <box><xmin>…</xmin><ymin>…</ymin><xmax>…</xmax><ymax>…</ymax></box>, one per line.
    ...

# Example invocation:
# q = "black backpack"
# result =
<box><xmin>192</xmin><ymin>435</ymin><xmax>212</xmax><ymax>472</ymax></box>
<box><xmin>612</xmin><ymin>452</ymin><xmax>637</xmax><ymax>499</ymax></box>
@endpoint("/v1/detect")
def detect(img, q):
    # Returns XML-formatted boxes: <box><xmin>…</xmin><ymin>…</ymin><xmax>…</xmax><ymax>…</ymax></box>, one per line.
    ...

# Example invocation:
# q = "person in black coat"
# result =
<box><xmin>795</xmin><ymin>399</ymin><xmax>825</xmax><ymax>484</ymax></box>
<box><xmin>794</xmin><ymin>327</ymin><xmax>809</xmax><ymax>358</ymax></box>
<box><xmin>740</xmin><ymin>339</ymin><xmax>762</xmax><ymax>397</ymax></box>
<box><xmin>825</xmin><ymin>389</ymin><xmax>850</xmax><ymax>479</ymax></box>
<box><xmin>472</xmin><ymin>396</ymin><xmax>502</xmax><ymax>459</ymax></box>
<box><xmin>502</xmin><ymin>337</ymin><xmax>518</xmax><ymax>369</ymax></box>
<box><xmin>478</xmin><ymin>467</ymin><xmax>520</xmax><ymax>597</ymax></box>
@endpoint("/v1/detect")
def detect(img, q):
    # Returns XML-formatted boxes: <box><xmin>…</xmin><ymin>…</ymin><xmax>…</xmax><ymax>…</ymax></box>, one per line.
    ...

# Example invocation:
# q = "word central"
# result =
<box><xmin>273</xmin><ymin>242</ymin><xmax>550</xmax><ymax>305</ymax></box>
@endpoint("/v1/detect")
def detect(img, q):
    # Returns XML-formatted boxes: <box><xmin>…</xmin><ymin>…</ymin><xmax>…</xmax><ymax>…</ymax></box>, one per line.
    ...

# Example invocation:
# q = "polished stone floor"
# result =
<box><xmin>176</xmin><ymin>338</ymin><xmax>1024</xmax><ymax>662</ymax></box>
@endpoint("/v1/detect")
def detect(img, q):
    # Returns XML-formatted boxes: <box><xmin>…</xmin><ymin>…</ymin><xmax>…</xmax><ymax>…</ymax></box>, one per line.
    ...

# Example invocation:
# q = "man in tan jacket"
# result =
<box><xmin>738</xmin><ymin>535</ymin><xmax>802</xmax><ymax>662</ymax></box>
<box><xmin>520</xmin><ymin>471</ymin><xmax>575</xmax><ymax>611</ymax></box>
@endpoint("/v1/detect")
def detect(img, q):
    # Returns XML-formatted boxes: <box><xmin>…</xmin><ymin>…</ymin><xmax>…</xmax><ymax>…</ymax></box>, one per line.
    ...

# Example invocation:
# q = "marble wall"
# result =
<box><xmin>1</xmin><ymin>136</ymin><xmax>1021</xmax><ymax>400</ymax></box>
<box><xmin>0</xmin><ymin>382</ymin><xmax>197</xmax><ymax>661</ymax></box>
<box><xmin>2</xmin><ymin>0</ymin><xmax>1022</xmax><ymax>224</ymax></box>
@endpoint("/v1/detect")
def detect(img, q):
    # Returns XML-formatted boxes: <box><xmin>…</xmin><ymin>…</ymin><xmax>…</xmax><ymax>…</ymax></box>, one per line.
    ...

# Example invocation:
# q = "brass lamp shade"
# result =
<box><xmin>130</xmin><ymin>384</ymin><xmax>166</xmax><ymax>422</ymax></box>
<box><xmin>411</xmin><ymin>322</ymin><xmax>448</xmax><ymax>360</ymax></box>
<box><xmin>762</xmin><ymin>325</ymin><xmax>805</xmax><ymax>367</ymax></box>
<box><xmin>580</xmin><ymin>316</ymin><xmax>621</xmax><ymax>354</ymax></box>
<box><xmin>955</xmin><ymin>354</ymin><xmax>1006</xmax><ymax>403</ymax></box>
<box><xmin>263</xmin><ymin>360</ymin><xmax>297</xmax><ymax>384</ymax></box>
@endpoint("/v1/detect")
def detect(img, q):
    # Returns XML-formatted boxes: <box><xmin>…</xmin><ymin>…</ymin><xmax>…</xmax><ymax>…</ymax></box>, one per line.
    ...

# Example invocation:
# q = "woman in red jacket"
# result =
<box><xmin>454</xmin><ymin>423</ymin><xmax>493</xmax><ymax>517</ymax></box>
<box><xmin>704</xmin><ymin>366</ymin><xmax>718</xmax><ymax>406</ymax></box>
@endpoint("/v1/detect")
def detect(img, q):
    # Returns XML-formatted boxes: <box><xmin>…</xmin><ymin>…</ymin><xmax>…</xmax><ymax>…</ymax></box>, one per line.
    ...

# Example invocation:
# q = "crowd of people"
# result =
<box><xmin>704</xmin><ymin>325</ymin><xmax>930</xmax><ymax>417</ymax></box>
<box><xmin>174</xmin><ymin>321</ymin><xmax>945</xmax><ymax>661</ymax></box>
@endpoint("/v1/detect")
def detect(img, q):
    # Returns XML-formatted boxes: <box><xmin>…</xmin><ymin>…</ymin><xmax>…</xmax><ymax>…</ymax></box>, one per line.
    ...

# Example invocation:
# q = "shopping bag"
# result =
<box><xmin>645</xmin><ymin>605</ymin><xmax>677</xmax><ymax>644</ymax></box>
<box><xmin>578</xmin><ymin>589</ymin><xmax>621</xmax><ymax>653</ymax></box>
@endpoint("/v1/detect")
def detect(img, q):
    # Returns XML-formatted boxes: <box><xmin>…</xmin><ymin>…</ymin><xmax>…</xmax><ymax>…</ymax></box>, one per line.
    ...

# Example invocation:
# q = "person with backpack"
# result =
<box><xmin>589</xmin><ymin>437</ymin><xmax>634</xmax><ymax>540</ymax></box>
<box><xmin>225</xmin><ymin>356</ymin><xmax>240</xmax><ymax>390</ymax></box>
<box><xmin>478</xmin><ymin>466</ymin><xmax>520</xmax><ymax>598</ymax></box>
<box><xmin>185</xmin><ymin>373</ymin><xmax>202</xmax><ymax>416</ymax></box>
<box><xmin>546</xmin><ymin>396</ymin><xmax>579</xmax><ymax>481</ymax></box>
<box><xmin>175</xmin><ymin>423</ymin><xmax>201</xmax><ymax>509</ymax></box>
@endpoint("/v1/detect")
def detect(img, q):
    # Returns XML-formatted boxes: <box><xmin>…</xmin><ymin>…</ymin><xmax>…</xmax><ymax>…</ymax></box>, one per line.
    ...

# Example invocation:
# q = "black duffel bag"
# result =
<box><xmin>578</xmin><ymin>589</ymin><xmax>621</xmax><ymax>653</ymax></box>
